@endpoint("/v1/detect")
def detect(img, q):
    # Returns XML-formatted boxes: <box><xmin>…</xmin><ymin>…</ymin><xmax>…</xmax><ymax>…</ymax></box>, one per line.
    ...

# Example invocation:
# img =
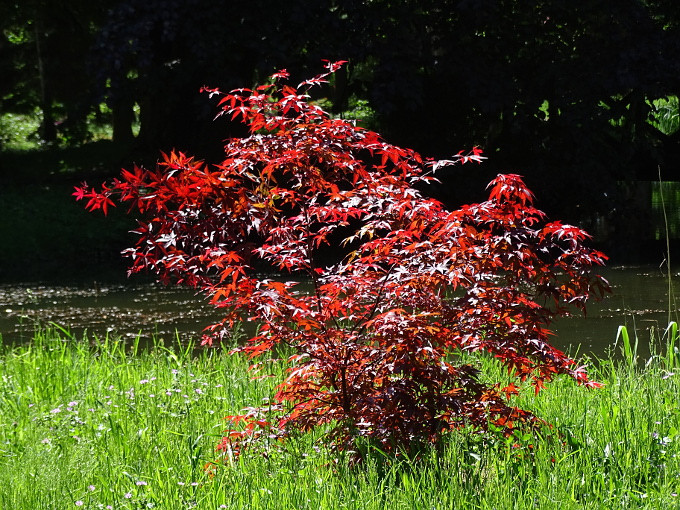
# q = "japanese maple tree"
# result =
<box><xmin>75</xmin><ymin>61</ymin><xmax>610</xmax><ymax>458</ymax></box>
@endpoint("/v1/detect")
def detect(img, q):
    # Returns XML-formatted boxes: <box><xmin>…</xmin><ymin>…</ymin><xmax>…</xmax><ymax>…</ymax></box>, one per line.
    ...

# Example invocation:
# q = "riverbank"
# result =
<box><xmin>0</xmin><ymin>327</ymin><xmax>678</xmax><ymax>509</ymax></box>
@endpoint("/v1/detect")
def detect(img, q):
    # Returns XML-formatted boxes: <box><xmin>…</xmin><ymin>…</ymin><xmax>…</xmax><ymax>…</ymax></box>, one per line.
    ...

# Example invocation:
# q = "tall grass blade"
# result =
<box><xmin>665</xmin><ymin>321</ymin><xmax>679</xmax><ymax>368</ymax></box>
<box><xmin>48</xmin><ymin>321</ymin><xmax>75</xmax><ymax>341</ymax></box>
<box><xmin>658</xmin><ymin>167</ymin><xmax>678</xmax><ymax>326</ymax></box>
<box><xmin>616</xmin><ymin>325</ymin><xmax>637</xmax><ymax>368</ymax></box>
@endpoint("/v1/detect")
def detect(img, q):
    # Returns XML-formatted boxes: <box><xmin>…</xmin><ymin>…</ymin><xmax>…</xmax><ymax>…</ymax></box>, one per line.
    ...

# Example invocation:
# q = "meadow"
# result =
<box><xmin>0</xmin><ymin>326</ymin><xmax>678</xmax><ymax>509</ymax></box>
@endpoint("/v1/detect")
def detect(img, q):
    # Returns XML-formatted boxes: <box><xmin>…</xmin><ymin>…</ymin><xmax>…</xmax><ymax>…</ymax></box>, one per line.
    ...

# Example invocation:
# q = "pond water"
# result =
<box><xmin>1</xmin><ymin>266</ymin><xmax>678</xmax><ymax>359</ymax></box>
<box><xmin>0</xmin><ymin>281</ymin><xmax>221</xmax><ymax>345</ymax></box>
<box><xmin>552</xmin><ymin>266</ymin><xmax>680</xmax><ymax>359</ymax></box>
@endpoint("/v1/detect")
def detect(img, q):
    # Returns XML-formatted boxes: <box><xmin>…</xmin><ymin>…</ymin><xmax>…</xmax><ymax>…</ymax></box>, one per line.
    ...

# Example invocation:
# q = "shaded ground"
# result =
<box><xmin>0</xmin><ymin>141</ymin><xmax>155</xmax><ymax>282</ymax></box>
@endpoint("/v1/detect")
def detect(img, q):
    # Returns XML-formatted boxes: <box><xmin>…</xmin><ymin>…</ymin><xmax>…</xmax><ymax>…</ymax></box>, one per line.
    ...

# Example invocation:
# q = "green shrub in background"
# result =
<box><xmin>0</xmin><ymin>110</ymin><xmax>42</xmax><ymax>151</ymax></box>
<box><xmin>648</xmin><ymin>96</ymin><xmax>680</xmax><ymax>136</ymax></box>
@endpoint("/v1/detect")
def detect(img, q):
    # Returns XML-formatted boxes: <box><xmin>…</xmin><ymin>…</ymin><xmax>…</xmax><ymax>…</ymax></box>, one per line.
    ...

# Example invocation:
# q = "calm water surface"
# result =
<box><xmin>1</xmin><ymin>267</ymin><xmax>678</xmax><ymax>358</ymax></box>
<box><xmin>0</xmin><ymin>282</ymin><xmax>220</xmax><ymax>344</ymax></box>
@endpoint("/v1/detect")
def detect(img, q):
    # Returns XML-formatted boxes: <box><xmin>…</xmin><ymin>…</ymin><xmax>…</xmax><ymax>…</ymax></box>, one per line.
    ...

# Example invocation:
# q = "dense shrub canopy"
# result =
<box><xmin>76</xmin><ymin>63</ymin><xmax>610</xmax><ymax>458</ymax></box>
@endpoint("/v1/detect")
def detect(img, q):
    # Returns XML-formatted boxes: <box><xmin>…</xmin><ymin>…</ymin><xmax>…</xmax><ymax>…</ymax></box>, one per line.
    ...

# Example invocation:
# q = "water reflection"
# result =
<box><xmin>1</xmin><ymin>267</ymin><xmax>679</xmax><ymax>359</ymax></box>
<box><xmin>0</xmin><ymin>283</ymin><xmax>222</xmax><ymax>344</ymax></box>
<box><xmin>553</xmin><ymin>266</ymin><xmax>679</xmax><ymax>359</ymax></box>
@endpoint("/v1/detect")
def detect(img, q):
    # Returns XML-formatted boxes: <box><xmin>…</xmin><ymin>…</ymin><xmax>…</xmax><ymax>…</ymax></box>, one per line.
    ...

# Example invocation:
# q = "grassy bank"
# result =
<box><xmin>0</xmin><ymin>328</ymin><xmax>679</xmax><ymax>509</ymax></box>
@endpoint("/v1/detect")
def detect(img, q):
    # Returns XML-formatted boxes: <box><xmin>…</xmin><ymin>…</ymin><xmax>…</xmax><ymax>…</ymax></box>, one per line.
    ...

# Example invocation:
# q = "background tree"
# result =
<box><xmin>349</xmin><ymin>0</ymin><xmax>680</xmax><ymax>260</ymax></box>
<box><xmin>0</xmin><ymin>0</ymin><xmax>106</xmax><ymax>145</ymax></box>
<box><xmin>3</xmin><ymin>0</ymin><xmax>680</xmax><ymax>269</ymax></box>
<box><xmin>89</xmin><ymin>0</ymin><xmax>370</xmax><ymax>154</ymax></box>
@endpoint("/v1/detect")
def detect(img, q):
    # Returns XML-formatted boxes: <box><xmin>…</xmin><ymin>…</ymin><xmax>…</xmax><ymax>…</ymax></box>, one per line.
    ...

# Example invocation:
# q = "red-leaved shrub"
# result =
<box><xmin>75</xmin><ymin>61</ymin><xmax>610</xmax><ymax>459</ymax></box>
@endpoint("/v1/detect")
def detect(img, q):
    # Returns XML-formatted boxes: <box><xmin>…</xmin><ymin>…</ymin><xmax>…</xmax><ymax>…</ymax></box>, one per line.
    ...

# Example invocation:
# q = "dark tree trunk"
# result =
<box><xmin>34</xmin><ymin>19</ymin><xmax>56</xmax><ymax>144</ymax></box>
<box><xmin>137</xmin><ymin>93</ymin><xmax>167</xmax><ymax>150</ymax></box>
<box><xmin>331</xmin><ymin>64</ymin><xmax>349</xmax><ymax>114</ymax></box>
<box><xmin>112</xmin><ymin>94</ymin><xmax>135</xmax><ymax>145</ymax></box>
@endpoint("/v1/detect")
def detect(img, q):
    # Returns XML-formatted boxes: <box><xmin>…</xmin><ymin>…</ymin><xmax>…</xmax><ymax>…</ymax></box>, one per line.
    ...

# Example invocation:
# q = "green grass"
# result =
<box><xmin>1</xmin><ymin>327</ymin><xmax>679</xmax><ymax>509</ymax></box>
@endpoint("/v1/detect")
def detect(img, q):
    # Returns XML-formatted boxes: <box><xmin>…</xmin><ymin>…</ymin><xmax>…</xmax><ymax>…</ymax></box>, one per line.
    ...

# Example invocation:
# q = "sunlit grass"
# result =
<box><xmin>0</xmin><ymin>326</ymin><xmax>679</xmax><ymax>509</ymax></box>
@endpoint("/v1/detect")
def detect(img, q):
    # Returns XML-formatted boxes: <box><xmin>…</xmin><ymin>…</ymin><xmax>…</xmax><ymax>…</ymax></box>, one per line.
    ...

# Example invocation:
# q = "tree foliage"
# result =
<box><xmin>6</xmin><ymin>2</ymin><xmax>680</xmax><ymax>264</ymax></box>
<box><xmin>0</xmin><ymin>0</ymin><xmax>105</xmax><ymax>145</ymax></box>
<box><xmin>75</xmin><ymin>63</ymin><xmax>609</xmax><ymax>458</ymax></box>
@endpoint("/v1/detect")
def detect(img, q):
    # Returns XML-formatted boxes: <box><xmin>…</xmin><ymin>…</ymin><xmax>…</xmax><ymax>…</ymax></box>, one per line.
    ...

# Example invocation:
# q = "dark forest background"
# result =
<box><xmin>3</xmin><ymin>0</ymin><xmax>680</xmax><ymax>281</ymax></box>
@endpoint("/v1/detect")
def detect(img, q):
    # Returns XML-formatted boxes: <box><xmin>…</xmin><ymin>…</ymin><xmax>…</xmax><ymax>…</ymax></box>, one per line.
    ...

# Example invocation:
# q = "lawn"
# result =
<box><xmin>0</xmin><ymin>327</ymin><xmax>679</xmax><ymax>509</ymax></box>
